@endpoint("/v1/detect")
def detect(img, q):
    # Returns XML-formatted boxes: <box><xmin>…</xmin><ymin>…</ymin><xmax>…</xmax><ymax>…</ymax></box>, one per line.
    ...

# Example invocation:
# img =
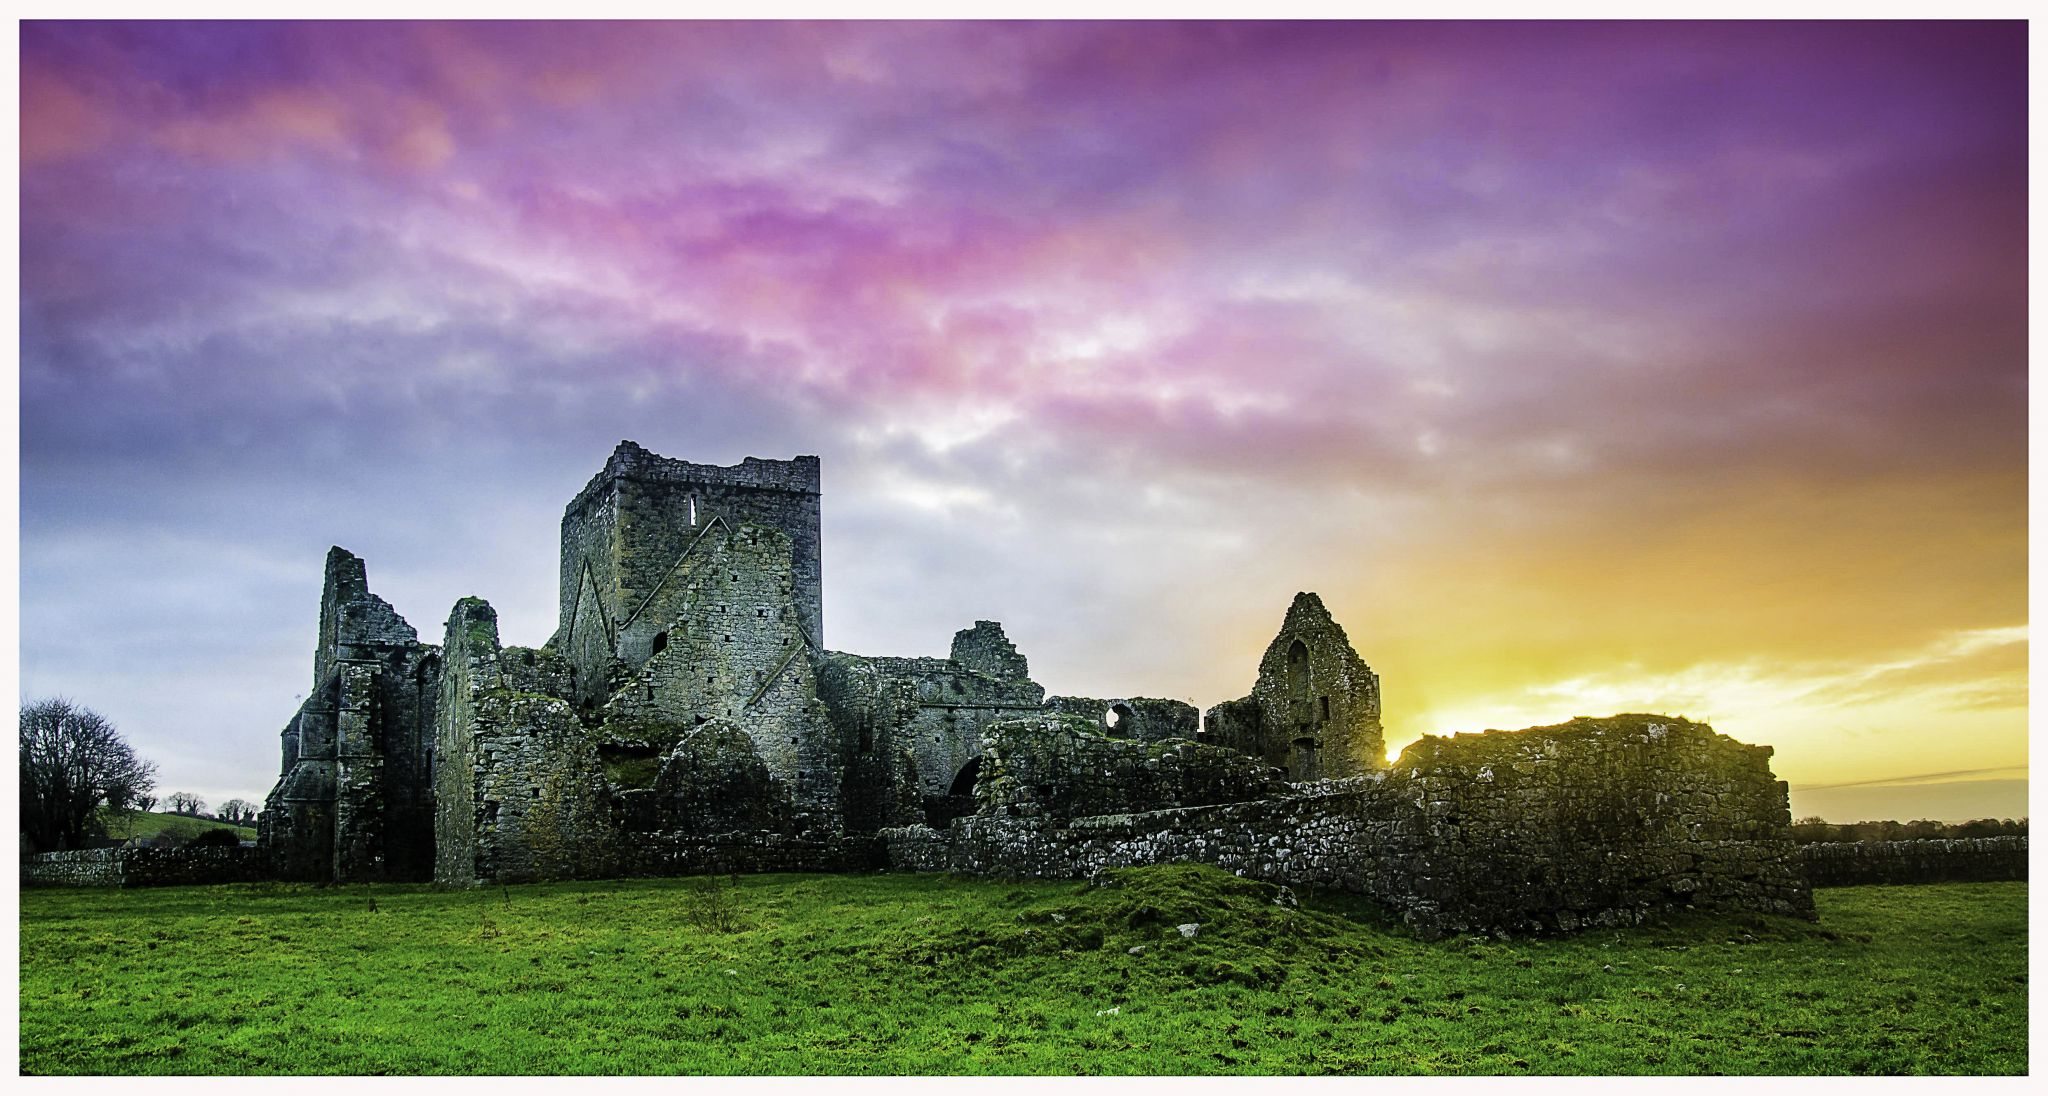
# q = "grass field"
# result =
<box><xmin>17</xmin><ymin>866</ymin><xmax>2027</xmax><ymax>1075</ymax></box>
<box><xmin>98</xmin><ymin>810</ymin><xmax>257</xmax><ymax>844</ymax></box>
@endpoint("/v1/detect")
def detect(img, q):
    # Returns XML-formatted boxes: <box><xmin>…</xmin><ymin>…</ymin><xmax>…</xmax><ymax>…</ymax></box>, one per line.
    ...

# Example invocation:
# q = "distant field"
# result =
<box><xmin>17</xmin><ymin>867</ymin><xmax>2027</xmax><ymax>1075</ymax></box>
<box><xmin>98</xmin><ymin>810</ymin><xmax>257</xmax><ymax>844</ymax></box>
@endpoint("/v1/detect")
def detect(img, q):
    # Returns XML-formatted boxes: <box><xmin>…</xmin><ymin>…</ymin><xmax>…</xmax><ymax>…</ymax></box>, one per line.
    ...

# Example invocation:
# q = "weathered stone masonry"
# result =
<box><xmin>23</xmin><ymin>846</ymin><xmax>273</xmax><ymax>888</ymax></box>
<box><xmin>889</xmin><ymin>715</ymin><xmax>1815</xmax><ymax>937</ymax></box>
<box><xmin>259</xmin><ymin>547</ymin><xmax>438</xmax><ymax>884</ymax></box>
<box><xmin>236</xmin><ymin>440</ymin><xmax>1820</xmax><ymax>936</ymax></box>
<box><xmin>1202</xmin><ymin>593</ymin><xmax>1381</xmax><ymax>780</ymax></box>
<box><xmin>264</xmin><ymin>443</ymin><xmax>1059</xmax><ymax>885</ymax></box>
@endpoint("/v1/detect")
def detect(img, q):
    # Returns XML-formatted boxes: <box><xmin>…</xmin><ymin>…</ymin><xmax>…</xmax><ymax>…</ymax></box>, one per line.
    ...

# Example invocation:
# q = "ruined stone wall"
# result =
<box><xmin>1210</xmin><ymin>592</ymin><xmax>1383</xmax><ymax>779</ymax></box>
<box><xmin>330</xmin><ymin>661</ymin><xmax>384</xmax><ymax>881</ymax></box>
<box><xmin>556</xmin><ymin>443</ymin><xmax>823</xmax><ymax>681</ymax></box>
<box><xmin>262</xmin><ymin>547</ymin><xmax>439</xmax><ymax>883</ymax></box>
<box><xmin>472</xmin><ymin>691</ymin><xmax>617</xmax><ymax>883</ymax></box>
<box><xmin>1801</xmin><ymin>837</ymin><xmax>2028</xmax><ymax>887</ymax></box>
<box><xmin>610</xmin><ymin>719</ymin><xmax>796</xmax><ymax>835</ymax></box>
<box><xmin>1370</xmin><ymin>716</ymin><xmax>1810</xmax><ymax>930</ymax></box>
<box><xmin>950</xmin><ymin>621</ymin><xmax>1030</xmax><ymax>681</ymax></box>
<box><xmin>314</xmin><ymin>547</ymin><xmax>419</xmax><ymax>688</ymax></box>
<box><xmin>1200</xmin><ymin>696</ymin><xmax>1263</xmax><ymax>758</ymax></box>
<box><xmin>817</xmin><ymin>641</ymin><xmax>1044</xmax><ymax>826</ymax></box>
<box><xmin>261</xmin><ymin>675</ymin><xmax>337</xmax><ymax>882</ymax></box>
<box><xmin>374</xmin><ymin>646</ymin><xmax>442</xmax><ymax>881</ymax></box>
<box><xmin>597</xmin><ymin>522</ymin><xmax>842</xmax><ymax>831</ymax></box>
<box><xmin>978</xmin><ymin>715</ymin><xmax>1288</xmax><ymax>819</ymax></box>
<box><xmin>435</xmin><ymin>592</ymin><xmax>839</xmax><ymax>885</ymax></box>
<box><xmin>889</xmin><ymin>714</ymin><xmax>1814</xmax><ymax>936</ymax></box>
<box><xmin>435</xmin><ymin>597</ymin><xmax>623</xmax><ymax>884</ymax></box>
<box><xmin>433</xmin><ymin>598</ymin><xmax>495</xmax><ymax>885</ymax></box>
<box><xmin>889</xmin><ymin>666</ymin><xmax>1046</xmax><ymax>801</ymax></box>
<box><xmin>815</xmin><ymin>653</ymin><xmax>930</xmax><ymax>833</ymax></box>
<box><xmin>24</xmin><ymin>847</ymin><xmax>273</xmax><ymax>888</ymax></box>
<box><xmin>1044</xmin><ymin>696</ymin><xmax>1199</xmax><ymax>743</ymax></box>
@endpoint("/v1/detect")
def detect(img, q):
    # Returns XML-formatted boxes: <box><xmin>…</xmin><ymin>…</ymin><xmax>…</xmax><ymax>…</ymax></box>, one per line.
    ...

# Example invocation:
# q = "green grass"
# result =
<box><xmin>18</xmin><ymin>867</ymin><xmax>2026</xmax><ymax>1075</ymax></box>
<box><xmin>99</xmin><ymin>810</ymin><xmax>257</xmax><ymax>844</ymax></box>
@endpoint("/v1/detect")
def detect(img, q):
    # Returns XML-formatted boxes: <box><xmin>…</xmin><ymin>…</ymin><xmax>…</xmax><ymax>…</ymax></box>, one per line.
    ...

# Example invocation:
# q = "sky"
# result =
<box><xmin>17</xmin><ymin>20</ymin><xmax>2028</xmax><ymax>822</ymax></box>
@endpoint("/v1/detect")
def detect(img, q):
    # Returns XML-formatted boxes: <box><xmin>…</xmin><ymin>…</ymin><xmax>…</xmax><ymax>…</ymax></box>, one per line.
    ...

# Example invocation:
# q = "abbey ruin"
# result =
<box><xmin>242</xmin><ymin>441</ymin><xmax>1814</xmax><ymax>935</ymax></box>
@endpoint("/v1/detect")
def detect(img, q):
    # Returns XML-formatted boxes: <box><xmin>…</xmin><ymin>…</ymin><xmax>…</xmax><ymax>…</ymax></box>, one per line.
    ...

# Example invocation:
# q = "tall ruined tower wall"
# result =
<box><xmin>261</xmin><ymin>547</ymin><xmax>440</xmax><ymax>883</ymax></box>
<box><xmin>557</xmin><ymin>442</ymin><xmax>822</xmax><ymax>700</ymax></box>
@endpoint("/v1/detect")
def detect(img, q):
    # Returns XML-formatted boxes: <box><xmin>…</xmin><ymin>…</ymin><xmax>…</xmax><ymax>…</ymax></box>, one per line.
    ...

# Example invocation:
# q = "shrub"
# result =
<box><xmin>682</xmin><ymin>874</ymin><xmax>747</xmax><ymax>933</ymax></box>
<box><xmin>186</xmin><ymin>828</ymin><xmax>243</xmax><ymax>848</ymax></box>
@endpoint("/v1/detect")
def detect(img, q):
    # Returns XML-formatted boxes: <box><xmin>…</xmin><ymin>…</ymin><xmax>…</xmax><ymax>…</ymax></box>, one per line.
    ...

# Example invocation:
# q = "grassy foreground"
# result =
<box><xmin>18</xmin><ymin>867</ymin><xmax>2026</xmax><ymax>1075</ymax></box>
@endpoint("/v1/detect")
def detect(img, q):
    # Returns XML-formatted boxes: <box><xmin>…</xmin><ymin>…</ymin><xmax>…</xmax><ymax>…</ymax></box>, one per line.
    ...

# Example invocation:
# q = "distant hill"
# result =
<box><xmin>99</xmin><ymin>810</ymin><xmax>257</xmax><ymax>844</ymax></box>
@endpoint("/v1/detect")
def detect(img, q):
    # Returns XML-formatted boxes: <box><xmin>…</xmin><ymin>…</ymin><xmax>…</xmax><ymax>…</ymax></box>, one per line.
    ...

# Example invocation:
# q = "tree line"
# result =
<box><xmin>1790</xmin><ymin>816</ymin><xmax>2028</xmax><ymax>844</ymax></box>
<box><xmin>19</xmin><ymin>698</ymin><xmax>258</xmax><ymax>855</ymax></box>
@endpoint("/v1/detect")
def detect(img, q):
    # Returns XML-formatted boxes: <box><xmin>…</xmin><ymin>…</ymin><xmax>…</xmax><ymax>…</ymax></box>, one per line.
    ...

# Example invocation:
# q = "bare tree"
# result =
<box><xmin>19</xmin><ymin>698</ymin><xmax>158</xmax><ymax>853</ymax></box>
<box><xmin>164</xmin><ymin>791</ymin><xmax>207</xmax><ymax>817</ymax></box>
<box><xmin>217</xmin><ymin>798</ymin><xmax>256</xmax><ymax>825</ymax></box>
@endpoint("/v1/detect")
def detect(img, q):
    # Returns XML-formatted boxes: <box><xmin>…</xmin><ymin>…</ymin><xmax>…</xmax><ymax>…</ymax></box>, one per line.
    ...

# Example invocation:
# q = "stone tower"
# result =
<box><xmin>1203</xmin><ymin>592</ymin><xmax>1383</xmax><ymax>780</ymax></box>
<box><xmin>260</xmin><ymin>547</ymin><xmax>440</xmax><ymax>883</ymax></box>
<box><xmin>554</xmin><ymin>441</ymin><xmax>822</xmax><ymax>708</ymax></box>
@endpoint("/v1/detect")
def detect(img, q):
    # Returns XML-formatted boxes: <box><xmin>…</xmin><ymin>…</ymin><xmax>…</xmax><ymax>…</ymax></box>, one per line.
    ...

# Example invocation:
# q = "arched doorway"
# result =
<box><xmin>948</xmin><ymin>756</ymin><xmax>982</xmax><ymax>798</ymax></box>
<box><xmin>926</xmin><ymin>757</ymin><xmax>983</xmax><ymax>827</ymax></box>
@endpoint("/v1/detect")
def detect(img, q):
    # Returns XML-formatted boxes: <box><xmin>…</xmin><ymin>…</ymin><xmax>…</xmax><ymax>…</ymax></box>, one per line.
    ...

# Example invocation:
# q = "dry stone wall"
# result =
<box><xmin>24</xmin><ymin>847</ymin><xmax>272</xmax><ymax>888</ymax></box>
<box><xmin>22</xmin><ymin>849</ymin><xmax>124</xmax><ymax>886</ymax></box>
<box><xmin>1801</xmin><ymin>837</ymin><xmax>2027</xmax><ymax>887</ymax></box>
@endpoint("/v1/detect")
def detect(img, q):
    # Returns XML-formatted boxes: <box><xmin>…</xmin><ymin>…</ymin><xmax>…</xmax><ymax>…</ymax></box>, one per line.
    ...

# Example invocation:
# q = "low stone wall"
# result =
<box><xmin>1801</xmin><ymin>836</ymin><xmax>2028</xmax><ymax>887</ymax></box>
<box><xmin>22</xmin><ymin>848</ymin><xmax>125</xmax><ymax>886</ymax></box>
<box><xmin>980</xmin><ymin>715</ymin><xmax>1287</xmax><ymax>819</ymax></box>
<box><xmin>888</xmin><ymin>714</ymin><xmax>1816</xmax><ymax>936</ymax></box>
<box><xmin>23</xmin><ymin>846</ymin><xmax>273</xmax><ymax>888</ymax></box>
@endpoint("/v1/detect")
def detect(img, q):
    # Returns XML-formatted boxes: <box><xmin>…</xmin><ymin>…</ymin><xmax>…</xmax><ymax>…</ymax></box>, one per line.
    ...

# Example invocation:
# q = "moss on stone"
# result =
<box><xmin>600</xmin><ymin>749</ymin><xmax>663</xmax><ymax>790</ymax></box>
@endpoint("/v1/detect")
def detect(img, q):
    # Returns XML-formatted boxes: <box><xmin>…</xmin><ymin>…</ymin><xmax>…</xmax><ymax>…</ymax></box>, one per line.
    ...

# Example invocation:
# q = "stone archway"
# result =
<box><xmin>926</xmin><ymin>756</ymin><xmax>983</xmax><ymax>828</ymax></box>
<box><xmin>948</xmin><ymin>756</ymin><xmax>982</xmax><ymax>798</ymax></box>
